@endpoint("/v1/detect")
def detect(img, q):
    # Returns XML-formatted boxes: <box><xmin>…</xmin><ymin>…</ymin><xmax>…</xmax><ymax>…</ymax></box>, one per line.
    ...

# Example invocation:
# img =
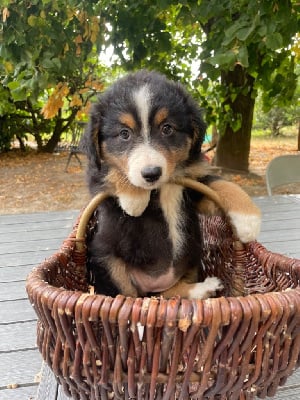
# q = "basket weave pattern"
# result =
<box><xmin>26</xmin><ymin>209</ymin><xmax>300</xmax><ymax>400</ymax></box>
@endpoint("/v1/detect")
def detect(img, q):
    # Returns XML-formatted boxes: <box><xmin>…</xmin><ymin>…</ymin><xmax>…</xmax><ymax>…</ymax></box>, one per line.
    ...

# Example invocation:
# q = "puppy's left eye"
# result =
<box><xmin>119</xmin><ymin>129</ymin><xmax>131</xmax><ymax>141</ymax></box>
<box><xmin>161</xmin><ymin>124</ymin><xmax>174</xmax><ymax>136</ymax></box>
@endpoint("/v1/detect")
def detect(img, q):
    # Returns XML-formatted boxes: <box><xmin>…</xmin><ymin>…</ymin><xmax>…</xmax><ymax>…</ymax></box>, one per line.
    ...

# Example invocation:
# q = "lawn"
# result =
<box><xmin>0</xmin><ymin>130</ymin><xmax>299</xmax><ymax>214</ymax></box>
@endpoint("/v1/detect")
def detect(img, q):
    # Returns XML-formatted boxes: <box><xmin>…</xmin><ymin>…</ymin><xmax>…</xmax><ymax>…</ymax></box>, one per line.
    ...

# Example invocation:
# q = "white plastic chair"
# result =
<box><xmin>265</xmin><ymin>154</ymin><xmax>300</xmax><ymax>196</ymax></box>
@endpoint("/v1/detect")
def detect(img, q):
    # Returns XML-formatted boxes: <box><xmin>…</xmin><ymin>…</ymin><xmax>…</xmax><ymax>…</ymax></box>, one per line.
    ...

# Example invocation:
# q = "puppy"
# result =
<box><xmin>81</xmin><ymin>70</ymin><xmax>261</xmax><ymax>299</ymax></box>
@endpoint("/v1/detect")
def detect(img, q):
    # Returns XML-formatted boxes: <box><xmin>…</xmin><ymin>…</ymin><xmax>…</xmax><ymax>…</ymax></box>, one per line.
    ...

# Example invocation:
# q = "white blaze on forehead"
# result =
<box><xmin>132</xmin><ymin>85</ymin><xmax>152</xmax><ymax>140</ymax></box>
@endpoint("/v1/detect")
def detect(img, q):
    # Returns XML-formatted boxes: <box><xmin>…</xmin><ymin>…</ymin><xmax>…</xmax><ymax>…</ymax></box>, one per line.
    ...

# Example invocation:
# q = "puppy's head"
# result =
<box><xmin>81</xmin><ymin>70</ymin><xmax>206</xmax><ymax>194</ymax></box>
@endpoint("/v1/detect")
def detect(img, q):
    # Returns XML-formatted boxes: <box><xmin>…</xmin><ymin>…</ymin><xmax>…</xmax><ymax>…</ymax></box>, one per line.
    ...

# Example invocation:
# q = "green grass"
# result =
<box><xmin>252</xmin><ymin>124</ymin><xmax>298</xmax><ymax>139</ymax></box>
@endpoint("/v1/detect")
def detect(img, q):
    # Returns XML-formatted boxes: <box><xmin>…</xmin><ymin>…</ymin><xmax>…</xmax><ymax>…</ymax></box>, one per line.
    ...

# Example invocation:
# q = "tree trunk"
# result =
<box><xmin>215</xmin><ymin>65</ymin><xmax>255</xmax><ymax>171</ymax></box>
<box><xmin>34</xmin><ymin>132</ymin><xmax>43</xmax><ymax>150</ymax></box>
<box><xmin>211</xmin><ymin>125</ymin><xmax>218</xmax><ymax>147</ymax></box>
<box><xmin>41</xmin><ymin>112</ymin><xmax>77</xmax><ymax>153</ymax></box>
<box><xmin>42</xmin><ymin>120</ymin><xmax>63</xmax><ymax>152</ymax></box>
<box><xmin>297</xmin><ymin>120</ymin><xmax>300</xmax><ymax>151</ymax></box>
<box><xmin>16</xmin><ymin>135</ymin><xmax>26</xmax><ymax>151</ymax></box>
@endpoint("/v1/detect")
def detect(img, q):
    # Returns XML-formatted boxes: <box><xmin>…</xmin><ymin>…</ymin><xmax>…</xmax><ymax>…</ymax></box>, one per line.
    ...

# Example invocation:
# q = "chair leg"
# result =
<box><xmin>65</xmin><ymin>153</ymin><xmax>73</xmax><ymax>172</ymax></box>
<box><xmin>65</xmin><ymin>152</ymin><xmax>82</xmax><ymax>172</ymax></box>
<box><xmin>74</xmin><ymin>153</ymin><xmax>82</xmax><ymax>167</ymax></box>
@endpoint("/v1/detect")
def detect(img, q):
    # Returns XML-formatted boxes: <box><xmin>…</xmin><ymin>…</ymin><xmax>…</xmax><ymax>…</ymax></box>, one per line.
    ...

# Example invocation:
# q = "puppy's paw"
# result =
<box><xmin>228</xmin><ymin>211</ymin><xmax>261</xmax><ymax>243</ymax></box>
<box><xmin>188</xmin><ymin>277</ymin><xmax>223</xmax><ymax>300</ymax></box>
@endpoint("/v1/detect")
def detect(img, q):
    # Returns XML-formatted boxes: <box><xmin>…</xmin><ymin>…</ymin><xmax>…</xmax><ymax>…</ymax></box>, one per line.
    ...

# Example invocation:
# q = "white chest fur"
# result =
<box><xmin>118</xmin><ymin>190</ymin><xmax>151</xmax><ymax>217</ymax></box>
<box><xmin>159</xmin><ymin>184</ymin><xmax>184</xmax><ymax>258</ymax></box>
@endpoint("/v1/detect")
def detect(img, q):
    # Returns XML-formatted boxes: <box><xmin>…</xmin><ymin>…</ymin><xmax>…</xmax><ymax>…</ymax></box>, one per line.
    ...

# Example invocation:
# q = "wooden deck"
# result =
<box><xmin>1</xmin><ymin>195</ymin><xmax>300</xmax><ymax>399</ymax></box>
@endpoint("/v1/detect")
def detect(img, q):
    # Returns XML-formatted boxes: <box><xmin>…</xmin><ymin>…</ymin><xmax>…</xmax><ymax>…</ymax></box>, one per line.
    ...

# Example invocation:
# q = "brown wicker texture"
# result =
<box><xmin>26</xmin><ymin>182</ymin><xmax>300</xmax><ymax>400</ymax></box>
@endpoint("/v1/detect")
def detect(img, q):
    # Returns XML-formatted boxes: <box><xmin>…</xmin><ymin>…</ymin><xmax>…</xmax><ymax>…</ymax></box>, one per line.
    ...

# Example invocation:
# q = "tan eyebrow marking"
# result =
<box><xmin>119</xmin><ymin>113</ymin><xmax>137</xmax><ymax>130</ymax></box>
<box><xmin>154</xmin><ymin>107</ymin><xmax>169</xmax><ymax>126</ymax></box>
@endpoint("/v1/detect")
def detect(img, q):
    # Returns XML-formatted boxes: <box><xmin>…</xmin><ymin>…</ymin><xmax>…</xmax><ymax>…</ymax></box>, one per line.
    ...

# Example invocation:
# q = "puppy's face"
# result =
<box><xmin>83</xmin><ymin>71</ymin><xmax>206</xmax><ymax>191</ymax></box>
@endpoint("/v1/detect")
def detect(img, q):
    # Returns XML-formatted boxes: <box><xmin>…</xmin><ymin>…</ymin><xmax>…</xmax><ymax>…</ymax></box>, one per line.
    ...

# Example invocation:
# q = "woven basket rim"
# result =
<box><xmin>26</xmin><ymin>216</ymin><xmax>300</xmax><ymax>309</ymax></box>
<box><xmin>27</xmin><ymin>175</ymin><xmax>300</xmax><ymax>306</ymax></box>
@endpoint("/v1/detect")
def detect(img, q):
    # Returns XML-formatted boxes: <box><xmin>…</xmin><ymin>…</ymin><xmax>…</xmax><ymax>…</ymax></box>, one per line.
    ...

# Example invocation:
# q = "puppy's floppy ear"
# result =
<box><xmin>80</xmin><ymin>102</ymin><xmax>102</xmax><ymax>168</ymax></box>
<box><xmin>189</xmin><ymin>105</ymin><xmax>207</xmax><ymax>159</ymax></box>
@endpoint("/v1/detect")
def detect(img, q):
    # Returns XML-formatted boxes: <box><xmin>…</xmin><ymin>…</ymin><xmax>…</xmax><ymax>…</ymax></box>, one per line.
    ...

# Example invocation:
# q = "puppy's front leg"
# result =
<box><xmin>198</xmin><ymin>178</ymin><xmax>261</xmax><ymax>243</ymax></box>
<box><xmin>108</xmin><ymin>258</ymin><xmax>138</xmax><ymax>297</ymax></box>
<box><xmin>162</xmin><ymin>277</ymin><xmax>223</xmax><ymax>299</ymax></box>
<box><xmin>161</xmin><ymin>268</ymin><xmax>223</xmax><ymax>300</ymax></box>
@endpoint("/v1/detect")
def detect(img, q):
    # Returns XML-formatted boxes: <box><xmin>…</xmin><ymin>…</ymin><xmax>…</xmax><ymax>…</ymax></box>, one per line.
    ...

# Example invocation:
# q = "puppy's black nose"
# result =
<box><xmin>141</xmin><ymin>166</ymin><xmax>162</xmax><ymax>183</ymax></box>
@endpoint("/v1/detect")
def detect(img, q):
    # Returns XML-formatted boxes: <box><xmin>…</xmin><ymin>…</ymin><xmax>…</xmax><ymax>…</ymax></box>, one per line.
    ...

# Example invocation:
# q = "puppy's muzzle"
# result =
<box><xmin>141</xmin><ymin>166</ymin><xmax>162</xmax><ymax>183</ymax></box>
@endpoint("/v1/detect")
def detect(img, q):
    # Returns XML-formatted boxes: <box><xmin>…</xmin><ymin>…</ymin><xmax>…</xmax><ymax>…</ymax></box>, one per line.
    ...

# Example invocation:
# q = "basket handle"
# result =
<box><xmin>172</xmin><ymin>177</ymin><xmax>225</xmax><ymax>212</ymax></box>
<box><xmin>75</xmin><ymin>177</ymin><xmax>227</xmax><ymax>252</ymax></box>
<box><xmin>76</xmin><ymin>192</ymin><xmax>110</xmax><ymax>251</ymax></box>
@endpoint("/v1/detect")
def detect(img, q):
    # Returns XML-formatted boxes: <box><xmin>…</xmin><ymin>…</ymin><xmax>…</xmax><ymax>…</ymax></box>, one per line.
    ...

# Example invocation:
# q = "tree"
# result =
<box><xmin>203</xmin><ymin>0</ymin><xmax>298</xmax><ymax>170</ymax></box>
<box><xmin>0</xmin><ymin>1</ymin><xmax>106</xmax><ymax>152</ymax></box>
<box><xmin>103</xmin><ymin>0</ymin><xmax>299</xmax><ymax>171</ymax></box>
<box><xmin>1</xmin><ymin>0</ymin><xmax>299</xmax><ymax>165</ymax></box>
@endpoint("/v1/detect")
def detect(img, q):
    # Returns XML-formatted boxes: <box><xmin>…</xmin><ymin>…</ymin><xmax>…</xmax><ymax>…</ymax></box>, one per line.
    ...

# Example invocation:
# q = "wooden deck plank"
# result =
<box><xmin>57</xmin><ymin>388</ymin><xmax>70</xmax><ymax>400</ymax></box>
<box><xmin>0</xmin><ymin>384</ymin><xmax>38</xmax><ymax>400</ymax></box>
<box><xmin>258</xmin><ymin>228</ymin><xmax>300</xmax><ymax>241</ymax></box>
<box><xmin>0</xmin><ymin>250</ymin><xmax>56</xmax><ymax>268</ymax></box>
<box><xmin>258</xmin><ymin>241</ymin><xmax>300</xmax><ymax>258</ymax></box>
<box><xmin>0</xmin><ymin>238</ymin><xmax>68</xmax><ymax>255</ymax></box>
<box><xmin>0</xmin><ymin>281</ymin><xmax>30</xmax><ymax>301</ymax></box>
<box><xmin>0</xmin><ymin>211</ymin><xmax>76</xmax><ymax>240</ymax></box>
<box><xmin>254</xmin><ymin>195</ymin><xmax>300</xmax><ymax>259</ymax></box>
<box><xmin>254</xmin><ymin>196</ymin><xmax>300</xmax><ymax>212</ymax></box>
<box><xmin>0</xmin><ymin>264</ymin><xmax>37</xmax><ymax>282</ymax></box>
<box><xmin>0</xmin><ymin>228</ymin><xmax>75</xmax><ymax>244</ymax></box>
<box><xmin>260</xmin><ymin>210</ymin><xmax>300</xmax><ymax>222</ymax></box>
<box><xmin>0</xmin><ymin>210</ymin><xmax>78</xmax><ymax>400</ymax></box>
<box><xmin>277</xmin><ymin>369</ymin><xmax>300</xmax><ymax>388</ymax></box>
<box><xmin>0</xmin><ymin>218</ymin><xmax>77</xmax><ymax>234</ymax></box>
<box><xmin>0</xmin><ymin>299</ymin><xmax>36</xmax><ymax>324</ymax></box>
<box><xmin>259</xmin><ymin>218</ymin><xmax>300</xmax><ymax>230</ymax></box>
<box><xmin>0</xmin><ymin>321</ymin><xmax>37</xmax><ymax>352</ymax></box>
<box><xmin>0</xmin><ymin>209</ymin><xmax>78</xmax><ymax>224</ymax></box>
<box><xmin>0</xmin><ymin>349</ymin><xmax>42</xmax><ymax>387</ymax></box>
<box><xmin>253</xmin><ymin>194</ymin><xmax>300</xmax><ymax>205</ymax></box>
<box><xmin>35</xmin><ymin>363</ymin><xmax>60</xmax><ymax>400</ymax></box>
<box><xmin>274</xmin><ymin>386</ymin><xmax>300</xmax><ymax>399</ymax></box>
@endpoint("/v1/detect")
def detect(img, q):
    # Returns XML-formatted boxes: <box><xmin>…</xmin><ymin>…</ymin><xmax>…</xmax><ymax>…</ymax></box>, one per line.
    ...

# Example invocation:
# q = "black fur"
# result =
<box><xmin>81</xmin><ymin>70</ymin><xmax>214</xmax><ymax>296</ymax></box>
<box><xmin>87</xmin><ymin>192</ymin><xmax>203</xmax><ymax>296</ymax></box>
<box><xmin>80</xmin><ymin>70</ymin><xmax>207</xmax><ymax>196</ymax></box>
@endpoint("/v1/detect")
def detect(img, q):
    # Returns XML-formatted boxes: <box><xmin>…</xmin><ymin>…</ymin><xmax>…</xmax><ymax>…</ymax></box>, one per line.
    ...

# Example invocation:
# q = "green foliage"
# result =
<box><xmin>254</xmin><ymin>76</ymin><xmax>300</xmax><ymax>136</ymax></box>
<box><xmin>193</xmin><ymin>0</ymin><xmax>299</xmax><ymax>122</ymax></box>
<box><xmin>118</xmin><ymin>0</ymin><xmax>298</xmax><ymax>169</ymax></box>
<box><xmin>1</xmin><ymin>1</ymin><xmax>103</xmax><ymax>101</ymax></box>
<box><xmin>103</xmin><ymin>0</ymin><xmax>299</xmax><ymax>134</ymax></box>
<box><xmin>0</xmin><ymin>0</ymin><xmax>299</xmax><ymax>165</ymax></box>
<box><xmin>102</xmin><ymin>1</ymin><xmax>198</xmax><ymax>83</ymax></box>
<box><xmin>0</xmin><ymin>0</ymin><xmax>107</xmax><ymax>151</ymax></box>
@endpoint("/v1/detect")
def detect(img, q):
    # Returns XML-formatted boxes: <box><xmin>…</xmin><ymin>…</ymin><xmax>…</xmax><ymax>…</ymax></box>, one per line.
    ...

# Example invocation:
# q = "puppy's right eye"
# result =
<box><xmin>161</xmin><ymin>123</ymin><xmax>174</xmax><ymax>136</ymax></box>
<box><xmin>119</xmin><ymin>129</ymin><xmax>131</xmax><ymax>141</ymax></box>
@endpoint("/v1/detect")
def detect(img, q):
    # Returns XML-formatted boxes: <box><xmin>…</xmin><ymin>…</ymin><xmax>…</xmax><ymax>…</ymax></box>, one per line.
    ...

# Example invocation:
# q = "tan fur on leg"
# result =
<box><xmin>162</xmin><ymin>276</ymin><xmax>223</xmax><ymax>299</ymax></box>
<box><xmin>161</xmin><ymin>268</ymin><xmax>223</xmax><ymax>299</ymax></box>
<box><xmin>198</xmin><ymin>180</ymin><xmax>261</xmax><ymax>243</ymax></box>
<box><xmin>107</xmin><ymin>257</ymin><xmax>138</xmax><ymax>297</ymax></box>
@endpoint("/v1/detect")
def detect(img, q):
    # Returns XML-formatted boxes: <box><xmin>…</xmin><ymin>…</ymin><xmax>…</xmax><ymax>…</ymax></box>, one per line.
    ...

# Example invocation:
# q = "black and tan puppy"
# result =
<box><xmin>81</xmin><ymin>70</ymin><xmax>261</xmax><ymax>299</ymax></box>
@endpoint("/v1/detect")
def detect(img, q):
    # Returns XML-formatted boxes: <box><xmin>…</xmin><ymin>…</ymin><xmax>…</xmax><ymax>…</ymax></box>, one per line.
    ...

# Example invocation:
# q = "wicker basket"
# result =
<box><xmin>26</xmin><ymin>179</ymin><xmax>300</xmax><ymax>400</ymax></box>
